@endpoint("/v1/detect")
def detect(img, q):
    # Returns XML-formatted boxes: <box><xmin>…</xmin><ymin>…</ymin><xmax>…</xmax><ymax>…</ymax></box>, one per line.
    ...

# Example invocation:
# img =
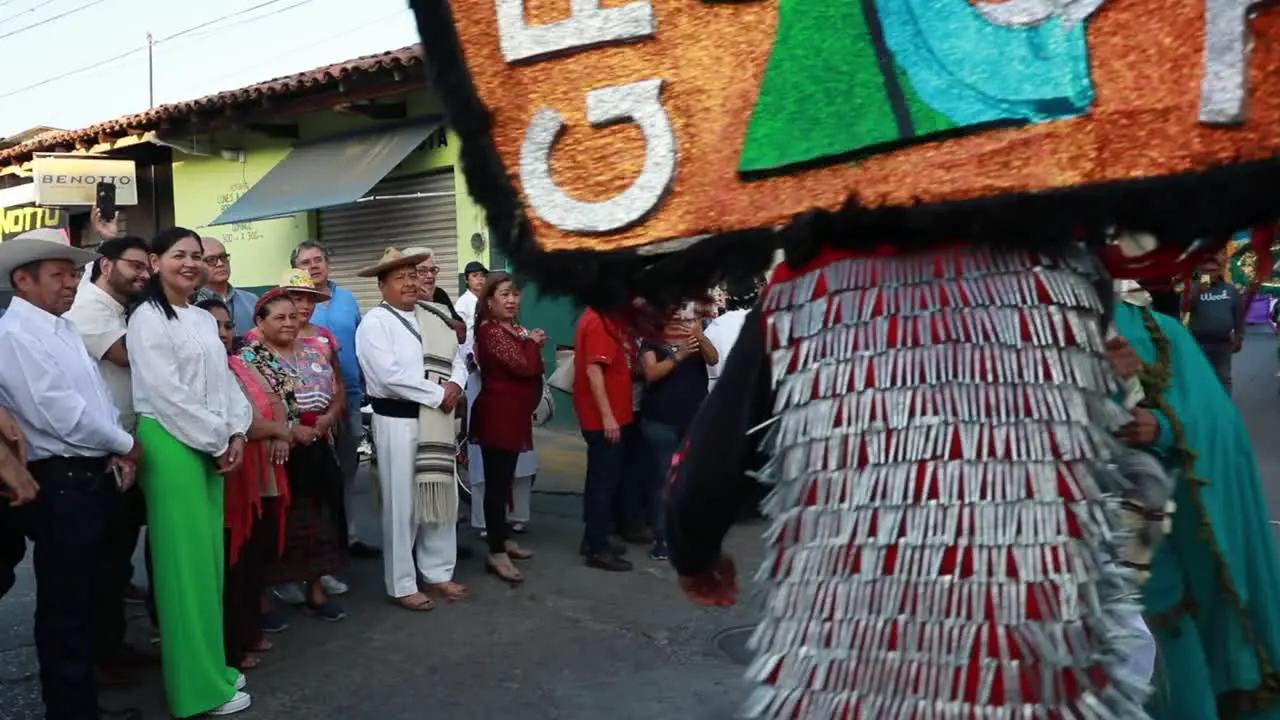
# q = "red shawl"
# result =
<box><xmin>226</xmin><ymin>356</ymin><xmax>291</xmax><ymax>565</ymax></box>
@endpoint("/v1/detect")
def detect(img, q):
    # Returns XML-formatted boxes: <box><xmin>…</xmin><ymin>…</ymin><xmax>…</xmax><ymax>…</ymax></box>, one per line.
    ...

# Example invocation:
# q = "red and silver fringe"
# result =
<box><xmin>747</xmin><ymin>245</ymin><xmax>1149</xmax><ymax>719</ymax></box>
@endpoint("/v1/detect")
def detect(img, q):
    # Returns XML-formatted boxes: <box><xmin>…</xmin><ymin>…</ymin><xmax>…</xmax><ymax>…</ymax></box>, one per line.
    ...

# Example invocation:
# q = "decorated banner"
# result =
<box><xmin>415</xmin><ymin>0</ymin><xmax>1280</xmax><ymax>300</ymax></box>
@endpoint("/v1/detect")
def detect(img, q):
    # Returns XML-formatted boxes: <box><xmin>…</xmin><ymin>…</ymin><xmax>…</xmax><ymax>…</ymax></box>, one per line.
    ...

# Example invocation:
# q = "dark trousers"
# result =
<box><xmin>481</xmin><ymin>448</ymin><xmax>519</xmax><ymax>554</ymax></box>
<box><xmin>1198</xmin><ymin>340</ymin><xmax>1234</xmax><ymax>395</ymax></box>
<box><xmin>224</xmin><ymin>498</ymin><xmax>281</xmax><ymax>666</ymax></box>
<box><xmin>612</xmin><ymin>427</ymin><xmax>648</xmax><ymax>535</ymax></box>
<box><xmin>25</xmin><ymin>456</ymin><xmax>115</xmax><ymax>720</ymax></box>
<box><xmin>0</xmin><ymin>501</ymin><xmax>25</xmax><ymax>599</ymax></box>
<box><xmin>94</xmin><ymin>485</ymin><xmax>144</xmax><ymax>663</ymax></box>
<box><xmin>582</xmin><ymin>426</ymin><xmax>631</xmax><ymax>555</ymax></box>
<box><xmin>639</xmin><ymin>420</ymin><xmax>688</xmax><ymax>546</ymax></box>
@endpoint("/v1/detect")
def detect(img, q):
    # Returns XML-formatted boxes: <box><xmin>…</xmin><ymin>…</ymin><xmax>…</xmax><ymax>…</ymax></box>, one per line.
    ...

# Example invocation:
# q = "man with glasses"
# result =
<box><xmin>195</xmin><ymin>237</ymin><xmax>258</xmax><ymax>338</ymax></box>
<box><xmin>65</xmin><ymin>236</ymin><xmax>158</xmax><ymax>686</ymax></box>
<box><xmin>404</xmin><ymin>247</ymin><xmax>465</xmax><ymax>344</ymax></box>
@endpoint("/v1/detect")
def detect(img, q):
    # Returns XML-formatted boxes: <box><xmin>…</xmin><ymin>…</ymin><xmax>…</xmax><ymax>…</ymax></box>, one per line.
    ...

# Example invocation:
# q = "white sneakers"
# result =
<box><xmin>207</xmin><ymin>691</ymin><xmax>251</xmax><ymax>716</ymax></box>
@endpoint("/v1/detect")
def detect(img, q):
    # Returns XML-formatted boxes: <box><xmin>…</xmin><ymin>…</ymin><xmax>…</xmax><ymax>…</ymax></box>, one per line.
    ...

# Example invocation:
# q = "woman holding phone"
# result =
<box><xmin>638</xmin><ymin>307</ymin><xmax>718</xmax><ymax>561</ymax></box>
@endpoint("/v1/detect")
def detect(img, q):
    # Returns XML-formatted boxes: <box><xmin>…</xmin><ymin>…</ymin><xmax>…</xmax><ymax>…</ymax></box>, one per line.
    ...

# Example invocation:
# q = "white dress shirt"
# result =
<box><xmin>454</xmin><ymin>290</ymin><xmax>478</xmax><ymax>329</ymax></box>
<box><xmin>704</xmin><ymin>308</ymin><xmax>749</xmax><ymax>391</ymax></box>
<box><xmin>0</xmin><ymin>297</ymin><xmax>134</xmax><ymax>461</ymax></box>
<box><xmin>356</xmin><ymin>304</ymin><xmax>468</xmax><ymax>409</ymax></box>
<box><xmin>65</xmin><ymin>282</ymin><xmax>135</xmax><ymax>431</ymax></box>
<box><xmin>128</xmin><ymin>301</ymin><xmax>252</xmax><ymax>457</ymax></box>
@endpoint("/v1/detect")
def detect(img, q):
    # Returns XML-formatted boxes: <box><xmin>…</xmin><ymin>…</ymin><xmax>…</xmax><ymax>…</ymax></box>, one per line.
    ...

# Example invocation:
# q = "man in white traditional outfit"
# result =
<box><xmin>355</xmin><ymin>248</ymin><xmax>469</xmax><ymax>611</ymax></box>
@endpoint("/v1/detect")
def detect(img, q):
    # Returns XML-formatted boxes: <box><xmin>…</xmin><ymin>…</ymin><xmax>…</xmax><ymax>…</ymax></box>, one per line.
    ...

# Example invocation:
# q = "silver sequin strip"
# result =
<box><xmin>746</xmin><ymin>245</ymin><xmax>1149</xmax><ymax>719</ymax></box>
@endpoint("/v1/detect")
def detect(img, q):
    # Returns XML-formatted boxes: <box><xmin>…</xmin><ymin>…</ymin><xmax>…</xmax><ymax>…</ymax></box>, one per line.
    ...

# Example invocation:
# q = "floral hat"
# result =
<box><xmin>254</xmin><ymin>269</ymin><xmax>333</xmax><ymax>315</ymax></box>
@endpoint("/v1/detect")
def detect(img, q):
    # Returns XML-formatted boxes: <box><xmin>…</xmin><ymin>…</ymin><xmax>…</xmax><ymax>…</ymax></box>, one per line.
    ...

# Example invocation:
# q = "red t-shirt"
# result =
<box><xmin>573</xmin><ymin>309</ymin><xmax>635</xmax><ymax>432</ymax></box>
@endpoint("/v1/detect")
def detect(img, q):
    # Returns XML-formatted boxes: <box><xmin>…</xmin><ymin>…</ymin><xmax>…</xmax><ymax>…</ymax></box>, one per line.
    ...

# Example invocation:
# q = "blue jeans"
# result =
<box><xmin>582</xmin><ymin>426</ymin><xmax>632</xmax><ymax>555</ymax></box>
<box><xmin>639</xmin><ymin>419</ymin><xmax>687</xmax><ymax>546</ymax></box>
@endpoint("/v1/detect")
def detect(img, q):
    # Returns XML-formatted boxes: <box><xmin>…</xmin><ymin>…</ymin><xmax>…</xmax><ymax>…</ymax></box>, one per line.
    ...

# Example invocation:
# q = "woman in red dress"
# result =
<box><xmin>470</xmin><ymin>271</ymin><xmax>547</xmax><ymax>584</ymax></box>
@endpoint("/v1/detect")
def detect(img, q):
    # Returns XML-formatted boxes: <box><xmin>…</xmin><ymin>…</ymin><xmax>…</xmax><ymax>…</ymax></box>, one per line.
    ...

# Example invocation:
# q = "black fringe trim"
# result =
<box><xmin>411</xmin><ymin>0</ymin><xmax>1280</xmax><ymax>310</ymax></box>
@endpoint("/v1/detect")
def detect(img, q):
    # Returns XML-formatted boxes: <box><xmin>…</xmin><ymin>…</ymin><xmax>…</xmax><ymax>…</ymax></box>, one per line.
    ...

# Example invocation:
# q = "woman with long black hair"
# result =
<box><xmin>127</xmin><ymin>228</ymin><xmax>253</xmax><ymax>717</ymax></box>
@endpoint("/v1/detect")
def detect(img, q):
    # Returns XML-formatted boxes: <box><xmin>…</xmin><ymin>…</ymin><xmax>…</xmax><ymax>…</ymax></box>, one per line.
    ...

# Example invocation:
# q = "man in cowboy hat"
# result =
<box><xmin>354</xmin><ymin>248</ymin><xmax>469</xmax><ymax>611</ymax></box>
<box><xmin>0</xmin><ymin>231</ymin><xmax>143</xmax><ymax>720</ymax></box>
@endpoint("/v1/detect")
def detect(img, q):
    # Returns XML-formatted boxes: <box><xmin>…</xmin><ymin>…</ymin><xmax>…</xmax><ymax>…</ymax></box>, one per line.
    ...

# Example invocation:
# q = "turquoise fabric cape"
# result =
<box><xmin>1113</xmin><ymin>302</ymin><xmax>1280</xmax><ymax>718</ymax></box>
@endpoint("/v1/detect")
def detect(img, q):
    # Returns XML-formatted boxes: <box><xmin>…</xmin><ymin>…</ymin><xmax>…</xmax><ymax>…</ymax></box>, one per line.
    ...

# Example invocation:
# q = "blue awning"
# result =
<box><xmin>208</xmin><ymin>119</ymin><xmax>442</xmax><ymax>226</ymax></box>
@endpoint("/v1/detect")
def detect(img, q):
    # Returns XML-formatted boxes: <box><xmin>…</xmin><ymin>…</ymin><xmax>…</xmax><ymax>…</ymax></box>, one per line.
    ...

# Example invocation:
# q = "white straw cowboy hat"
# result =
<box><xmin>0</xmin><ymin>230</ymin><xmax>98</xmax><ymax>291</ymax></box>
<box><xmin>356</xmin><ymin>247</ymin><xmax>432</xmax><ymax>278</ymax></box>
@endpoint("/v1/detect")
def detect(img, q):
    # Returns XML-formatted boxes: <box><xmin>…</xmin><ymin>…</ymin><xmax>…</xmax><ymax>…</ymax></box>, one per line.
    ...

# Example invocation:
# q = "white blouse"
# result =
<box><xmin>128</xmin><ymin>301</ymin><xmax>252</xmax><ymax>457</ymax></box>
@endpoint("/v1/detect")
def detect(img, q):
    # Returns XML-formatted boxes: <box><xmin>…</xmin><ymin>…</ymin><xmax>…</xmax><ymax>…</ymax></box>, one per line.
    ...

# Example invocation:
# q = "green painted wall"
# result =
<box><xmin>169</xmin><ymin>87</ymin><xmax>488</xmax><ymax>291</ymax></box>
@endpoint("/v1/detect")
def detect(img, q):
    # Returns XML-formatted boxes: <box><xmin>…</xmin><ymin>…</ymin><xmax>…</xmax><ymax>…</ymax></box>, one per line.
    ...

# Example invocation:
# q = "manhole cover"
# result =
<box><xmin>713</xmin><ymin>624</ymin><xmax>757</xmax><ymax>666</ymax></box>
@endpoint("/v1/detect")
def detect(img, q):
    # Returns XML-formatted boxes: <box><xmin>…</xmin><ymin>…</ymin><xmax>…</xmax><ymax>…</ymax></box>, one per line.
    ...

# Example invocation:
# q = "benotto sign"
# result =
<box><xmin>32</xmin><ymin>156</ymin><xmax>138</xmax><ymax>207</ymax></box>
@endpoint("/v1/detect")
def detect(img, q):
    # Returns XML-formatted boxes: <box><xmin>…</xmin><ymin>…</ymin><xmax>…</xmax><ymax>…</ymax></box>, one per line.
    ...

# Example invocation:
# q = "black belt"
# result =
<box><xmin>28</xmin><ymin>455</ymin><xmax>110</xmax><ymax>473</ymax></box>
<box><xmin>369</xmin><ymin>397</ymin><xmax>419</xmax><ymax>419</ymax></box>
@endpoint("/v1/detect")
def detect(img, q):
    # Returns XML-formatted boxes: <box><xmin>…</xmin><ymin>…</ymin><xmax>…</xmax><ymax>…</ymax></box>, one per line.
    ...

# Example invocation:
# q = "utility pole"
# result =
<box><xmin>146</xmin><ymin>31</ymin><xmax>154</xmax><ymax>108</ymax></box>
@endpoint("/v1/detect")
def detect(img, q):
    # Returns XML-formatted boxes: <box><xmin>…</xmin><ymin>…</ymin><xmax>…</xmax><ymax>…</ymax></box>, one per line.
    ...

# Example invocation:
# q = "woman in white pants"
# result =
<box><xmin>466</xmin><ymin>367</ymin><xmax>537</xmax><ymax>535</ymax></box>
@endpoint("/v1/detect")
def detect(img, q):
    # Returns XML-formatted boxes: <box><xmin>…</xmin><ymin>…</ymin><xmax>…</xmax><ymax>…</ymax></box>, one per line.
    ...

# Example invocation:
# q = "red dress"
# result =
<box><xmin>470</xmin><ymin>322</ymin><xmax>545</xmax><ymax>453</ymax></box>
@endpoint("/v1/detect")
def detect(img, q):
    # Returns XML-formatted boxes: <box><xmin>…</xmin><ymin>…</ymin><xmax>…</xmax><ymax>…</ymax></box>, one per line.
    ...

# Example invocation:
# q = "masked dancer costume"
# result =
<box><xmin>410</xmin><ymin>0</ymin><xmax>1280</xmax><ymax>715</ymax></box>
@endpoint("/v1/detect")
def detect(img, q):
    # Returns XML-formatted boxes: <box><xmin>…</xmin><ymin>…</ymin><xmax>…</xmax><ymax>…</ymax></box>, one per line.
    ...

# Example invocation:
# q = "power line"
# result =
<box><xmin>0</xmin><ymin>0</ymin><xmax>107</xmax><ymax>42</ymax></box>
<box><xmin>0</xmin><ymin>0</ymin><xmax>314</xmax><ymax>100</ymax></box>
<box><xmin>196</xmin><ymin>7</ymin><xmax>407</xmax><ymax>89</ymax></box>
<box><xmin>0</xmin><ymin>44</ymin><xmax>143</xmax><ymax>100</ymax></box>
<box><xmin>0</xmin><ymin>0</ymin><xmax>60</xmax><ymax>26</ymax></box>
<box><xmin>182</xmin><ymin>0</ymin><xmax>315</xmax><ymax>41</ymax></box>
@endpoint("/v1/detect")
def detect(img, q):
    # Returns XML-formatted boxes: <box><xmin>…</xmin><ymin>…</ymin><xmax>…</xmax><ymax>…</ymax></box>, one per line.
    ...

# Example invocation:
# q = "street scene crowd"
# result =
<box><xmin>0</xmin><ymin>211</ymin><xmax>765</xmax><ymax>719</ymax></box>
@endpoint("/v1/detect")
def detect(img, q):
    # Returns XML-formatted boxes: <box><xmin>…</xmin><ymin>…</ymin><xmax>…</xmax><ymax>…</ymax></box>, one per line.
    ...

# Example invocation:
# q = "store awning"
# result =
<box><xmin>208</xmin><ymin>119</ymin><xmax>441</xmax><ymax>226</ymax></box>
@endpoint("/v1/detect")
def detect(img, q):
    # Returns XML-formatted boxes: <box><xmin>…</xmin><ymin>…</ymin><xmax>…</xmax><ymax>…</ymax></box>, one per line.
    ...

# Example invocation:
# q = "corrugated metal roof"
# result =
<box><xmin>0</xmin><ymin>44</ymin><xmax>425</xmax><ymax>163</ymax></box>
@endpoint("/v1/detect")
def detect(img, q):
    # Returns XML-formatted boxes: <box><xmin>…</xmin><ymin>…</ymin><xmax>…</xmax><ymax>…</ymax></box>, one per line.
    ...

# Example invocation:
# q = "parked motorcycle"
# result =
<box><xmin>357</xmin><ymin>403</ymin><xmax>472</xmax><ymax>502</ymax></box>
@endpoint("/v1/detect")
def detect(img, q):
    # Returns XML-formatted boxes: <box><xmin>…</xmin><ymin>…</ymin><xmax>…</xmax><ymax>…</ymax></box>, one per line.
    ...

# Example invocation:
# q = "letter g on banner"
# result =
<box><xmin>520</xmin><ymin>79</ymin><xmax>677</xmax><ymax>234</ymax></box>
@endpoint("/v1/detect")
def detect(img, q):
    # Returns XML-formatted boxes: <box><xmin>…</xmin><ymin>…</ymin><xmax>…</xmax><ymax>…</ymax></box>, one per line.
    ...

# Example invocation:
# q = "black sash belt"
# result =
<box><xmin>369</xmin><ymin>397</ymin><xmax>419</xmax><ymax>419</ymax></box>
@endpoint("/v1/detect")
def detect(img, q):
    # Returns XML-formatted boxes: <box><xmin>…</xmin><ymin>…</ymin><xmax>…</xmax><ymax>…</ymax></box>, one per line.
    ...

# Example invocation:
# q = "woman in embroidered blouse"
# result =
<box><xmin>199</xmin><ymin>298</ymin><xmax>292</xmax><ymax>673</ymax></box>
<box><xmin>470</xmin><ymin>272</ymin><xmax>546</xmax><ymax>584</ymax></box>
<box><xmin>127</xmin><ymin>228</ymin><xmax>253</xmax><ymax>718</ymax></box>
<box><xmin>242</xmin><ymin>293</ymin><xmax>349</xmax><ymax>621</ymax></box>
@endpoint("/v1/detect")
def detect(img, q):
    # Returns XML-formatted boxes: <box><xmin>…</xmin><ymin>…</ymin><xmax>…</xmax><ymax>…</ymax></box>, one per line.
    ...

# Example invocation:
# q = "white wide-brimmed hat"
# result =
<box><xmin>0</xmin><ymin>231</ymin><xmax>98</xmax><ymax>291</ymax></box>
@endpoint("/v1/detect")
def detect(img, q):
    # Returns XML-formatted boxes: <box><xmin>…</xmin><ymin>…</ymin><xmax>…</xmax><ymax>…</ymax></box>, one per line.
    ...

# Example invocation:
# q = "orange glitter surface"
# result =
<box><xmin>452</xmin><ymin>0</ymin><xmax>1280</xmax><ymax>253</ymax></box>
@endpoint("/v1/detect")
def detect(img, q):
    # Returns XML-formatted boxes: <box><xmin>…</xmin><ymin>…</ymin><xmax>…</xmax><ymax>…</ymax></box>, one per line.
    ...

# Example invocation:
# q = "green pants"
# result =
<box><xmin>138</xmin><ymin>417</ymin><xmax>239</xmax><ymax>717</ymax></box>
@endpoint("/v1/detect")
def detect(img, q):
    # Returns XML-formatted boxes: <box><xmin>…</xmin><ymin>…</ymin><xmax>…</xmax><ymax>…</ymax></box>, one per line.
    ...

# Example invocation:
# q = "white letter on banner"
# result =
<box><xmin>519</xmin><ymin>79</ymin><xmax>676</xmax><ymax>233</ymax></box>
<box><xmin>495</xmin><ymin>0</ymin><xmax>655</xmax><ymax>64</ymax></box>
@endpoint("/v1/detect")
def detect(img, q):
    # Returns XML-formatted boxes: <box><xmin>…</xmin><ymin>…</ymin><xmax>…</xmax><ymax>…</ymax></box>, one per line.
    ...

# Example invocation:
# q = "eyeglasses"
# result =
<box><xmin>418</xmin><ymin>266</ymin><xmax>440</xmax><ymax>275</ymax></box>
<box><xmin>204</xmin><ymin>254</ymin><xmax>231</xmax><ymax>266</ymax></box>
<box><xmin>115</xmin><ymin>258</ymin><xmax>150</xmax><ymax>274</ymax></box>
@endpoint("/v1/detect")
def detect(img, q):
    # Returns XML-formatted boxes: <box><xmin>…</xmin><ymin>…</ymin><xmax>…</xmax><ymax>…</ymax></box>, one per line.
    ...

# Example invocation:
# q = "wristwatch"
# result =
<box><xmin>229</xmin><ymin>432</ymin><xmax>247</xmax><ymax>445</ymax></box>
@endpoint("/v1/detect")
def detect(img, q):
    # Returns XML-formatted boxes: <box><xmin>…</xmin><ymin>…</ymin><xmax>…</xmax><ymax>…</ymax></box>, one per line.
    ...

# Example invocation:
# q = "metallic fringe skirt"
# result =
<box><xmin>746</xmin><ymin>245</ymin><xmax>1150</xmax><ymax>719</ymax></box>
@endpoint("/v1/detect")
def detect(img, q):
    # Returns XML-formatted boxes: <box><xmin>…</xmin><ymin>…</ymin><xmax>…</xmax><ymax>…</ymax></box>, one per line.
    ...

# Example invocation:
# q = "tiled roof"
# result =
<box><xmin>0</xmin><ymin>44</ymin><xmax>425</xmax><ymax>163</ymax></box>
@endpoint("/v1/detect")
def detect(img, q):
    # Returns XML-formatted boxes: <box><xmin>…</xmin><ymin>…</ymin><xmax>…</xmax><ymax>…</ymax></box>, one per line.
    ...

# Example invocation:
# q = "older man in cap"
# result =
<box><xmin>355</xmin><ymin>248</ymin><xmax>469</xmax><ymax>611</ymax></box>
<box><xmin>0</xmin><ymin>230</ymin><xmax>143</xmax><ymax>720</ymax></box>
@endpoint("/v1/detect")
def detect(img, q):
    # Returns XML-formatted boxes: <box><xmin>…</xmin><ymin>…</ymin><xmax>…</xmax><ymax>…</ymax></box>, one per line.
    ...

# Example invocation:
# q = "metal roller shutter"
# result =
<box><xmin>318</xmin><ymin>171</ymin><xmax>458</xmax><ymax>313</ymax></box>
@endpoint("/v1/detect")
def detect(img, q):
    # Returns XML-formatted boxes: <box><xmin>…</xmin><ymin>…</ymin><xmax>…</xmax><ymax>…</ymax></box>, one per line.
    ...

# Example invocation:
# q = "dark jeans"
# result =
<box><xmin>224</xmin><ymin>498</ymin><xmax>281</xmax><ymax>666</ymax></box>
<box><xmin>582</xmin><ymin>426</ymin><xmax>633</xmax><ymax>555</ymax></box>
<box><xmin>1198</xmin><ymin>340</ymin><xmax>1234</xmax><ymax>395</ymax></box>
<box><xmin>24</xmin><ymin>456</ymin><xmax>115</xmax><ymax>720</ymax></box>
<box><xmin>481</xmin><ymin>448</ymin><xmax>519</xmax><ymax>554</ymax></box>
<box><xmin>613</xmin><ymin>426</ymin><xmax>648</xmax><ymax>535</ymax></box>
<box><xmin>95</xmin><ymin>485</ymin><xmax>145</xmax><ymax>662</ymax></box>
<box><xmin>639</xmin><ymin>420</ymin><xmax>688</xmax><ymax>546</ymax></box>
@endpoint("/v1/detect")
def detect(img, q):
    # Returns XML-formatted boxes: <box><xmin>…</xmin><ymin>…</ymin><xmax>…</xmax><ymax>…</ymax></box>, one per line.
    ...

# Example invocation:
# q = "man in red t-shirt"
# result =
<box><xmin>573</xmin><ymin>308</ymin><xmax>637</xmax><ymax>571</ymax></box>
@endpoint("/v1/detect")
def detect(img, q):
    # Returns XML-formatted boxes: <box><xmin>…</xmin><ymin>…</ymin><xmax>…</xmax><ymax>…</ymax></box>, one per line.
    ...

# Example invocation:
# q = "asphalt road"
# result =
<box><xmin>3</xmin><ymin>325</ymin><xmax>1279</xmax><ymax>720</ymax></box>
<box><xmin>0</xmin><ymin>468</ymin><xmax>764</xmax><ymax>719</ymax></box>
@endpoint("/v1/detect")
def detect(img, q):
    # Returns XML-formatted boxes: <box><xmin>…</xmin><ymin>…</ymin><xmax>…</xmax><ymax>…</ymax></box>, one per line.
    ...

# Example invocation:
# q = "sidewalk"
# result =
<box><xmin>532</xmin><ymin>426</ymin><xmax>586</xmax><ymax>494</ymax></box>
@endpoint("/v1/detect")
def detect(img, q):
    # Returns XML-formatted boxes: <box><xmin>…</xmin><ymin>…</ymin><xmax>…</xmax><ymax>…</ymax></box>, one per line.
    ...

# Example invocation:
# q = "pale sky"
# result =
<box><xmin>0</xmin><ymin>0</ymin><xmax>421</xmax><ymax>138</ymax></box>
